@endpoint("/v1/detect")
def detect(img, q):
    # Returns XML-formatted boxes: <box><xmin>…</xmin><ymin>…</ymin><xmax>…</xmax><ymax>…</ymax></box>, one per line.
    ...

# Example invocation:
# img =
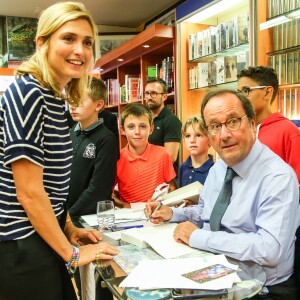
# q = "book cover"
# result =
<box><xmin>197</xmin><ymin>62</ymin><xmax>209</xmax><ymax>88</ymax></box>
<box><xmin>208</xmin><ymin>61</ymin><xmax>217</xmax><ymax>86</ymax></box>
<box><xmin>294</xmin><ymin>51</ymin><xmax>300</xmax><ymax>83</ymax></box>
<box><xmin>161</xmin><ymin>181</ymin><xmax>203</xmax><ymax>206</ymax></box>
<box><xmin>196</xmin><ymin>31</ymin><xmax>203</xmax><ymax>58</ymax></box>
<box><xmin>280</xmin><ymin>53</ymin><xmax>287</xmax><ymax>85</ymax></box>
<box><xmin>278</xmin><ymin>89</ymin><xmax>286</xmax><ymax>116</ymax></box>
<box><xmin>287</xmin><ymin>52</ymin><xmax>294</xmax><ymax>84</ymax></box>
<box><xmin>147</xmin><ymin>66</ymin><xmax>157</xmax><ymax>78</ymax></box>
<box><xmin>208</xmin><ymin>26</ymin><xmax>217</xmax><ymax>54</ymax></box>
<box><xmin>189</xmin><ymin>33</ymin><xmax>195</xmax><ymax>60</ymax></box>
<box><xmin>128</xmin><ymin>76</ymin><xmax>140</xmax><ymax>102</ymax></box>
<box><xmin>236</xmin><ymin>52</ymin><xmax>247</xmax><ymax>75</ymax></box>
<box><xmin>224</xmin><ymin>56</ymin><xmax>237</xmax><ymax>82</ymax></box>
<box><xmin>268</xmin><ymin>55</ymin><xmax>275</xmax><ymax>70</ymax></box>
<box><xmin>216</xmin><ymin>57</ymin><xmax>225</xmax><ymax>84</ymax></box>
<box><xmin>226</xmin><ymin>19</ymin><xmax>234</xmax><ymax>49</ymax></box>
<box><xmin>277</xmin><ymin>24</ymin><xmax>283</xmax><ymax>50</ymax></box>
<box><xmin>215</xmin><ymin>24</ymin><xmax>221</xmax><ymax>52</ymax></box>
<box><xmin>234</xmin><ymin>14</ymin><xmax>249</xmax><ymax>45</ymax></box>
<box><xmin>274</xmin><ymin>54</ymin><xmax>281</xmax><ymax>84</ymax></box>
<box><xmin>220</xmin><ymin>23</ymin><xmax>227</xmax><ymax>51</ymax></box>
<box><xmin>113</xmin><ymin>244</ymin><xmax>162</xmax><ymax>274</ymax></box>
<box><xmin>202</xmin><ymin>29</ymin><xmax>209</xmax><ymax>56</ymax></box>
<box><xmin>273</xmin><ymin>25</ymin><xmax>279</xmax><ymax>51</ymax></box>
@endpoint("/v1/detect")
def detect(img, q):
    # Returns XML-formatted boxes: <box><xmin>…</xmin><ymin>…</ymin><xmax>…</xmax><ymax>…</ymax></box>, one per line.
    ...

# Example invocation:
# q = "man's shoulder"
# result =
<box><xmin>158</xmin><ymin>107</ymin><xmax>181</xmax><ymax>125</ymax></box>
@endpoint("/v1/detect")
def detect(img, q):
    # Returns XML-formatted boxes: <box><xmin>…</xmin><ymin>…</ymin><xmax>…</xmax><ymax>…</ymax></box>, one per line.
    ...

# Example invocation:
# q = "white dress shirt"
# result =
<box><xmin>171</xmin><ymin>140</ymin><xmax>300</xmax><ymax>286</ymax></box>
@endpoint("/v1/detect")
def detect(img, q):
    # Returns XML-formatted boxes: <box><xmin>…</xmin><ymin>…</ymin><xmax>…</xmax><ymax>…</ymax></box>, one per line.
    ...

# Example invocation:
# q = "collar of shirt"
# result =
<box><xmin>122</xmin><ymin>143</ymin><xmax>152</xmax><ymax>162</ymax></box>
<box><xmin>154</xmin><ymin>106</ymin><xmax>171</xmax><ymax>119</ymax></box>
<box><xmin>226</xmin><ymin>139</ymin><xmax>263</xmax><ymax>180</ymax></box>
<box><xmin>74</xmin><ymin>118</ymin><xmax>104</xmax><ymax>135</ymax></box>
<box><xmin>186</xmin><ymin>154</ymin><xmax>214</xmax><ymax>173</ymax></box>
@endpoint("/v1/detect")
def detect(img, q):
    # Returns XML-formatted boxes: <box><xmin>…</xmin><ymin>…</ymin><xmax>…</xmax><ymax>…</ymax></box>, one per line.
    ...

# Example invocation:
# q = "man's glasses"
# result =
<box><xmin>206</xmin><ymin>115</ymin><xmax>248</xmax><ymax>135</ymax></box>
<box><xmin>143</xmin><ymin>91</ymin><xmax>165</xmax><ymax>97</ymax></box>
<box><xmin>236</xmin><ymin>86</ymin><xmax>267</xmax><ymax>97</ymax></box>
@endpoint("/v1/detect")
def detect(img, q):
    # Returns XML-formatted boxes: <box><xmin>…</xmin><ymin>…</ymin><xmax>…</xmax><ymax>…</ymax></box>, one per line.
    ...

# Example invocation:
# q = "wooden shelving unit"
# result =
<box><xmin>93</xmin><ymin>24</ymin><xmax>176</xmax><ymax>149</ymax></box>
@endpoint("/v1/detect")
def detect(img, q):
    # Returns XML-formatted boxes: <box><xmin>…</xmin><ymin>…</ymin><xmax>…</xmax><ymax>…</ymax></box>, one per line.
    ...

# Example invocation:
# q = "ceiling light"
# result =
<box><xmin>184</xmin><ymin>0</ymin><xmax>245</xmax><ymax>23</ymax></box>
<box><xmin>260</xmin><ymin>8</ymin><xmax>300</xmax><ymax>30</ymax></box>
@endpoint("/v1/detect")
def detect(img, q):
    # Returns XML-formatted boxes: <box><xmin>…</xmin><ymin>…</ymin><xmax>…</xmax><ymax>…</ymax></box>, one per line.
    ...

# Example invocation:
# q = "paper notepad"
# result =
<box><xmin>160</xmin><ymin>181</ymin><xmax>203</xmax><ymax>206</ymax></box>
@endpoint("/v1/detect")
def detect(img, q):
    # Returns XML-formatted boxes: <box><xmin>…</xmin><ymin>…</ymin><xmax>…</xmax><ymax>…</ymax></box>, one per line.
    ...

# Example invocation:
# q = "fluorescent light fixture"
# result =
<box><xmin>287</xmin><ymin>9</ymin><xmax>300</xmax><ymax>18</ymax></box>
<box><xmin>260</xmin><ymin>16</ymin><xmax>289</xmax><ymax>30</ymax></box>
<box><xmin>260</xmin><ymin>9</ymin><xmax>300</xmax><ymax>30</ymax></box>
<box><xmin>184</xmin><ymin>0</ymin><xmax>245</xmax><ymax>23</ymax></box>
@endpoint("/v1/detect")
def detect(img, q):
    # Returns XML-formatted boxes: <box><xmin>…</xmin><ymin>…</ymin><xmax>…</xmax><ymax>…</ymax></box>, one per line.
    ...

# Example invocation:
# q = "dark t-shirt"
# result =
<box><xmin>148</xmin><ymin>106</ymin><xmax>182</xmax><ymax>173</ymax></box>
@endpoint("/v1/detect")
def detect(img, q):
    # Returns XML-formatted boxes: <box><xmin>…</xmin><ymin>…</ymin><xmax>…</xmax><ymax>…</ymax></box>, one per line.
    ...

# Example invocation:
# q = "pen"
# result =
<box><xmin>112</xmin><ymin>225</ymin><xmax>144</xmax><ymax>231</ymax></box>
<box><xmin>146</xmin><ymin>202</ymin><xmax>162</xmax><ymax>222</ymax></box>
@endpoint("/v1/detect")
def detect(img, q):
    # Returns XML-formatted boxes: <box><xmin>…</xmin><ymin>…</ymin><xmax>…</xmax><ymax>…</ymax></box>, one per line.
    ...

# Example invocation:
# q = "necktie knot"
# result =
<box><xmin>225</xmin><ymin>167</ymin><xmax>237</xmax><ymax>181</ymax></box>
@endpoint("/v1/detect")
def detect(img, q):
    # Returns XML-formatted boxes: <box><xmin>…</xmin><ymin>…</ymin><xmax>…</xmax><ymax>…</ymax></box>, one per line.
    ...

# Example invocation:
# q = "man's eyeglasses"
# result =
<box><xmin>143</xmin><ymin>91</ymin><xmax>165</xmax><ymax>97</ymax></box>
<box><xmin>206</xmin><ymin>115</ymin><xmax>248</xmax><ymax>135</ymax></box>
<box><xmin>236</xmin><ymin>86</ymin><xmax>267</xmax><ymax>97</ymax></box>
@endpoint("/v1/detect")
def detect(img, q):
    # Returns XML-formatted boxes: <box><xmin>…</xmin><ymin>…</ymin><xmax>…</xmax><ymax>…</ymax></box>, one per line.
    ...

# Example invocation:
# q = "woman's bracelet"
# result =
<box><xmin>65</xmin><ymin>245</ymin><xmax>80</xmax><ymax>275</ymax></box>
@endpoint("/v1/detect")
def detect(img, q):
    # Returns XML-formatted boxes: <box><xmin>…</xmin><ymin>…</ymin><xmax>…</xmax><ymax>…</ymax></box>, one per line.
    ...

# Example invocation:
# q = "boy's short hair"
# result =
<box><xmin>182</xmin><ymin>116</ymin><xmax>207</xmax><ymax>135</ymax></box>
<box><xmin>145</xmin><ymin>77</ymin><xmax>168</xmax><ymax>94</ymax></box>
<box><xmin>87</xmin><ymin>76</ymin><xmax>108</xmax><ymax>105</ymax></box>
<box><xmin>237</xmin><ymin>66</ymin><xmax>279</xmax><ymax>104</ymax></box>
<box><xmin>120</xmin><ymin>103</ymin><xmax>153</xmax><ymax>127</ymax></box>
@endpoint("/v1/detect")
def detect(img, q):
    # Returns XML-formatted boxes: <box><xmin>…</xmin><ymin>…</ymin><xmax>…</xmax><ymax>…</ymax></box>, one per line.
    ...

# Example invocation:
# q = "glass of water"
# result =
<box><xmin>97</xmin><ymin>200</ymin><xmax>115</xmax><ymax>232</ymax></box>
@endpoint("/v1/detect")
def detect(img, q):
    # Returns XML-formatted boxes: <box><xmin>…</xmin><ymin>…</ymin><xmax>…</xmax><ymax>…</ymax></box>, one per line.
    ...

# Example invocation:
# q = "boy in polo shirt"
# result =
<box><xmin>179</xmin><ymin>115</ymin><xmax>214</xmax><ymax>188</ymax></box>
<box><xmin>113</xmin><ymin>103</ymin><xmax>177</xmax><ymax>208</ymax></box>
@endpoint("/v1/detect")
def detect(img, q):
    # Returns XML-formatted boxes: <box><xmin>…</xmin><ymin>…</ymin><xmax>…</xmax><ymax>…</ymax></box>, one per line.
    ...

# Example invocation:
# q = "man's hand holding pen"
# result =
<box><xmin>145</xmin><ymin>202</ymin><xmax>173</xmax><ymax>224</ymax></box>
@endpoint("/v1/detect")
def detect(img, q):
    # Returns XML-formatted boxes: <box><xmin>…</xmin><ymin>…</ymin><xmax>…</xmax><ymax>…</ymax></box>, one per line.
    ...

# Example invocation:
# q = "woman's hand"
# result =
<box><xmin>65</xmin><ymin>221</ymin><xmax>102</xmax><ymax>245</ymax></box>
<box><xmin>77</xmin><ymin>241</ymin><xmax>120</xmax><ymax>267</ymax></box>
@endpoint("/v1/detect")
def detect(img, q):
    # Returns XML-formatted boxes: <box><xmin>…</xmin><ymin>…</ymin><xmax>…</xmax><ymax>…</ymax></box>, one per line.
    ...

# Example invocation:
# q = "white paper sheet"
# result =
<box><xmin>81</xmin><ymin>209</ymin><xmax>146</xmax><ymax>227</ymax></box>
<box><xmin>120</xmin><ymin>255</ymin><xmax>240</xmax><ymax>290</ymax></box>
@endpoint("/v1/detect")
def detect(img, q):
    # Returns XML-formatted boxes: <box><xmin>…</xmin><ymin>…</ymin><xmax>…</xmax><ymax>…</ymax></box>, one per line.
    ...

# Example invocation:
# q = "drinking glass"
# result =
<box><xmin>97</xmin><ymin>200</ymin><xmax>115</xmax><ymax>232</ymax></box>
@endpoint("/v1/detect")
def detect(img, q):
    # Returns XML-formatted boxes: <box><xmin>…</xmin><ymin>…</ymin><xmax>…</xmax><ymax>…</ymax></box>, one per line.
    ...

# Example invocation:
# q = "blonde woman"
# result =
<box><xmin>0</xmin><ymin>2</ymin><xmax>119</xmax><ymax>299</ymax></box>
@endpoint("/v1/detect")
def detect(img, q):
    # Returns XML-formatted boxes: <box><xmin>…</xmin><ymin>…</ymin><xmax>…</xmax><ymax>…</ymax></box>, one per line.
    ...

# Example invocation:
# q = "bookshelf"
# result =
<box><xmin>259</xmin><ymin>1</ymin><xmax>300</xmax><ymax>125</ymax></box>
<box><xmin>175</xmin><ymin>0</ymin><xmax>253</xmax><ymax>161</ymax></box>
<box><xmin>93</xmin><ymin>24</ymin><xmax>176</xmax><ymax>149</ymax></box>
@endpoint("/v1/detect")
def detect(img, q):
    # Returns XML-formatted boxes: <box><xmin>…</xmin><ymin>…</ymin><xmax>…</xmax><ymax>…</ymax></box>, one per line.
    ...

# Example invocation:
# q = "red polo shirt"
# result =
<box><xmin>116</xmin><ymin>143</ymin><xmax>176</xmax><ymax>203</ymax></box>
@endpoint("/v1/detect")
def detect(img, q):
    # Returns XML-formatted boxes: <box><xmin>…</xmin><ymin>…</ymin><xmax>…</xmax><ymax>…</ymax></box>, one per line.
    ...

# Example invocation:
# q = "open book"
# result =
<box><xmin>160</xmin><ymin>181</ymin><xmax>203</xmax><ymax>206</ymax></box>
<box><xmin>120</xmin><ymin>223</ymin><xmax>203</xmax><ymax>259</ymax></box>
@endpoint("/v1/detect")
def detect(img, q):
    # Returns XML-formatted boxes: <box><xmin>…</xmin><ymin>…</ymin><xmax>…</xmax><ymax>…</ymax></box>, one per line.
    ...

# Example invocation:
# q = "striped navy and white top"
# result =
<box><xmin>0</xmin><ymin>74</ymin><xmax>73</xmax><ymax>241</ymax></box>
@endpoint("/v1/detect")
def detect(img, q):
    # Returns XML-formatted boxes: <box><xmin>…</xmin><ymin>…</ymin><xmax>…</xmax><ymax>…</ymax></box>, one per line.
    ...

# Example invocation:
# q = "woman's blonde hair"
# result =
<box><xmin>16</xmin><ymin>1</ymin><xmax>97</xmax><ymax>105</ymax></box>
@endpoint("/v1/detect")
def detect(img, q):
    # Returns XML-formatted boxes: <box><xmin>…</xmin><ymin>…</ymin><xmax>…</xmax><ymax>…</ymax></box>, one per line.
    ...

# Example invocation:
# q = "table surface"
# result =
<box><xmin>95</xmin><ymin>247</ymin><xmax>266</xmax><ymax>300</ymax></box>
<box><xmin>78</xmin><ymin>217</ymin><xmax>266</xmax><ymax>300</ymax></box>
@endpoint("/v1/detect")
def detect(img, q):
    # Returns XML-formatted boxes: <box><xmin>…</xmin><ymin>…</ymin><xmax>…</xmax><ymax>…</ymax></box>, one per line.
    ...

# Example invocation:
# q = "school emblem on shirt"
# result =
<box><xmin>83</xmin><ymin>143</ymin><xmax>96</xmax><ymax>159</ymax></box>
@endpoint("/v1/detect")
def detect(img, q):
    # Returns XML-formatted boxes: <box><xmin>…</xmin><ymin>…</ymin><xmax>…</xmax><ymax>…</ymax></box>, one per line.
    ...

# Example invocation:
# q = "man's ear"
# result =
<box><xmin>162</xmin><ymin>93</ymin><xmax>168</xmax><ymax>101</ymax></box>
<box><xmin>264</xmin><ymin>86</ymin><xmax>274</xmax><ymax>100</ymax></box>
<box><xmin>96</xmin><ymin>99</ymin><xmax>105</xmax><ymax>112</ymax></box>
